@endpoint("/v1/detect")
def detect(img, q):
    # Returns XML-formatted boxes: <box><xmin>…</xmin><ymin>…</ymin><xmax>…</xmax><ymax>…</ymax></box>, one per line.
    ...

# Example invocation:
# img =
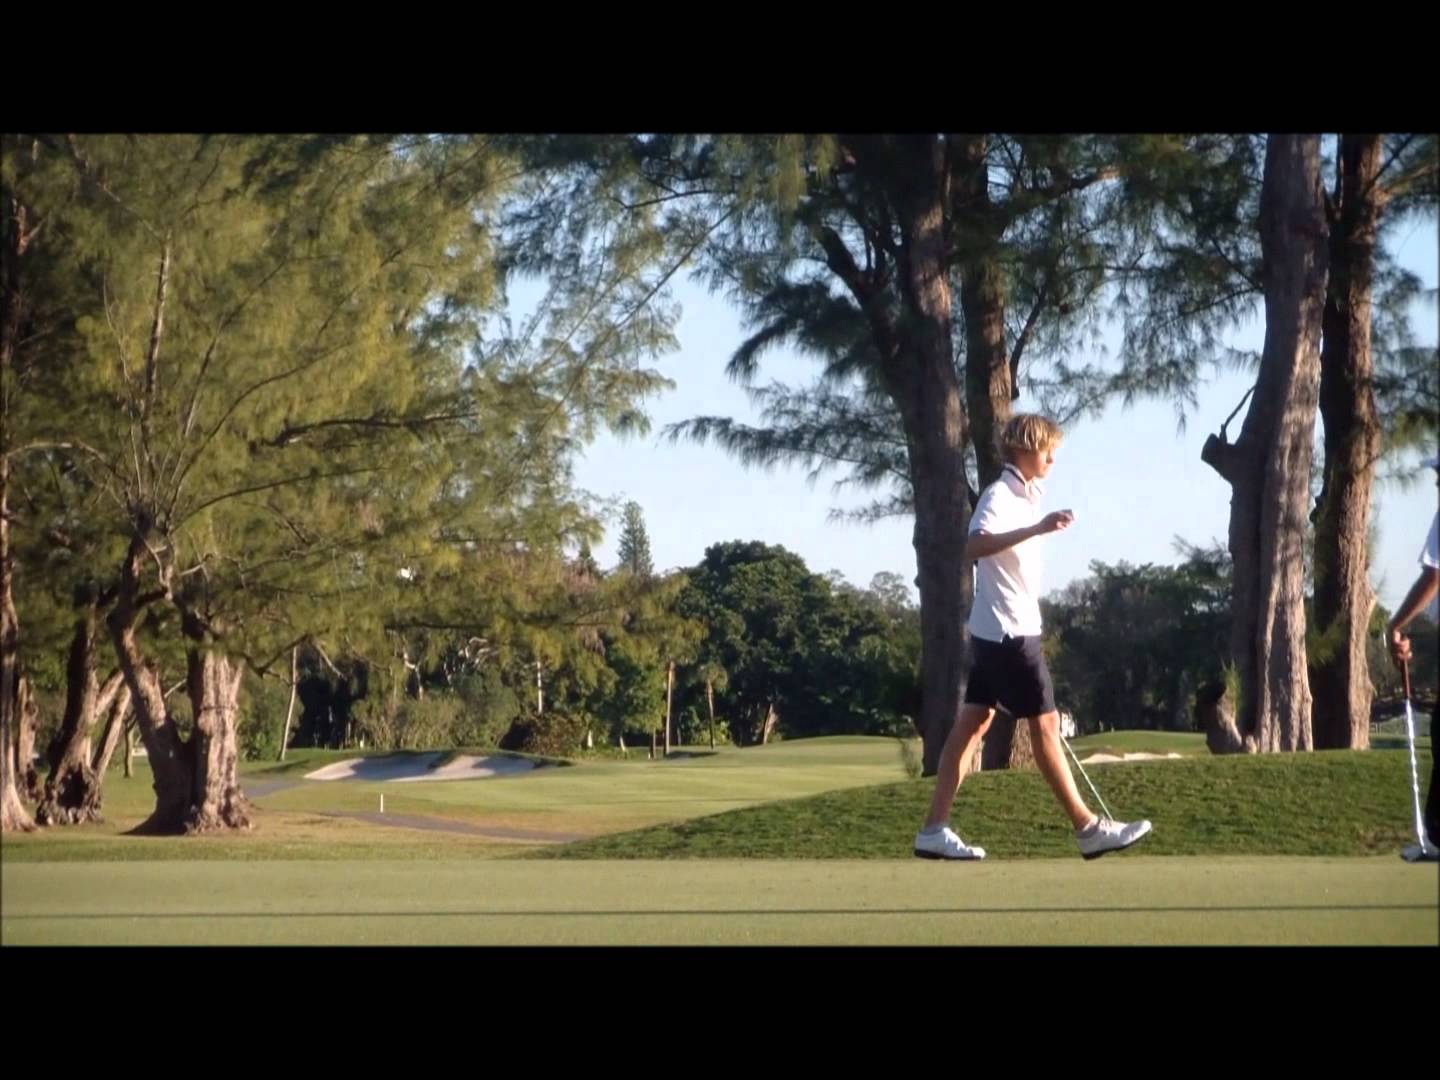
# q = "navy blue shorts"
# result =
<box><xmin>964</xmin><ymin>633</ymin><xmax>1057</xmax><ymax>718</ymax></box>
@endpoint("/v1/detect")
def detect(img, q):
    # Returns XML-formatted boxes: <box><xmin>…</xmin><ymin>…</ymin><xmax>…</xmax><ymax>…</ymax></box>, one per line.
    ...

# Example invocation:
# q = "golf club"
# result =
<box><xmin>1061</xmin><ymin>731</ymin><xmax>1113</xmax><ymax>821</ymax></box>
<box><xmin>1399</xmin><ymin>659</ymin><xmax>1436</xmax><ymax>862</ymax></box>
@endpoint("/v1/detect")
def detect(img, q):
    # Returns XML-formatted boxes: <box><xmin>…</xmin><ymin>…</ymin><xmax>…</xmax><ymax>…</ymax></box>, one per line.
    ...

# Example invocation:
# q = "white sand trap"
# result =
<box><xmin>392</xmin><ymin>754</ymin><xmax>537</xmax><ymax>782</ymax></box>
<box><xmin>304</xmin><ymin>752</ymin><xmax>537</xmax><ymax>782</ymax></box>
<box><xmin>1077</xmin><ymin>752</ymin><xmax>1185</xmax><ymax>765</ymax></box>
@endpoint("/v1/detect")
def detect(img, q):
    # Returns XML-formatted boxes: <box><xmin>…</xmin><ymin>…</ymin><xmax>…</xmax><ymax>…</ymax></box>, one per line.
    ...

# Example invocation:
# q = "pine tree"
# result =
<box><xmin>616</xmin><ymin>500</ymin><xmax>654</xmax><ymax>579</ymax></box>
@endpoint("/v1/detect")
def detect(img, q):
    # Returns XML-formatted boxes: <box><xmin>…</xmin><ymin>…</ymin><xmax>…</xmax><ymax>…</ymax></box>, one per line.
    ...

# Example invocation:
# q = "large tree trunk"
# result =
<box><xmin>36</xmin><ymin>599</ymin><xmax>126</xmax><ymax>824</ymax></box>
<box><xmin>2</xmin><ymin>459</ymin><xmax>40</xmax><ymax>816</ymax></box>
<box><xmin>956</xmin><ymin>134</ymin><xmax>1013</xmax><ymax>489</ymax></box>
<box><xmin>1</xmin><ymin>469</ymin><xmax>34</xmax><ymax>830</ymax></box>
<box><xmin>966</xmin><ymin>199</ymin><xmax>1036</xmax><ymax>776</ymax></box>
<box><xmin>184</xmin><ymin>647</ymin><xmax>250</xmax><ymax>832</ymax></box>
<box><xmin>1310</xmin><ymin>133</ymin><xmax>1382</xmax><ymax>752</ymax></box>
<box><xmin>108</xmin><ymin>541</ymin><xmax>193</xmax><ymax>834</ymax></box>
<box><xmin>17</xmin><ymin>673</ymin><xmax>41</xmax><ymax>801</ymax></box>
<box><xmin>108</xmin><ymin>565</ymin><xmax>253</xmax><ymax>834</ymax></box>
<box><xmin>1</xmin><ymin>169</ymin><xmax>37</xmax><ymax>832</ymax></box>
<box><xmin>1201</xmin><ymin>134</ymin><xmax>1328</xmax><ymax>752</ymax></box>
<box><xmin>1</xmin><ymin>675</ymin><xmax>34</xmax><ymax>830</ymax></box>
<box><xmin>40</xmin><ymin>682</ymin><xmax>130</xmax><ymax>825</ymax></box>
<box><xmin>876</xmin><ymin>136</ymin><xmax>974</xmax><ymax>778</ymax></box>
<box><xmin>979</xmin><ymin>709</ymin><xmax>1036</xmax><ymax>770</ymax></box>
<box><xmin>829</xmin><ymin>135</ymin><xmax>985</xmax><ymax>777</ymax></box>
<box><xmin>955</xmin><ymin>144</ymin><xmax>1021</xmax><ymax>771</ymax></box>
<box><xmin>0</xmin><ymin>656</ymin><xmax>30</xmax><ymax>831</ymax></box>
<box><xmin>1195</xmin><ymin>681</ymin><xmax>1256</xmax><ymax>754</ymax></box>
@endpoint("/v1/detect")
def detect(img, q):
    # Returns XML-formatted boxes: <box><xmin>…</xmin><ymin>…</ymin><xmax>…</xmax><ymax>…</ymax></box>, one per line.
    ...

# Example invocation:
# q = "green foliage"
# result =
<box><xmin>239</xmin><ymin>673</ymin><xmax>294</xmax><ymax>762</ymax></box>
<box><xmin>500</xmin><ymin>710</ymin><xmax>588</xmax><ymax>757</ymax></box>
<box><xmin>1043</xmin><ymin>539</ymin><xmax>1232</xmax><ymax>732</ymax></box>
<box><xmin>616</xmin><ymin>500</ymin><xmax>655</xmax><ymax>578</ymax></box>
<box><xmin>451</xmin><ymin>668</ymin><xmax>522</xmax><ymax>746</ymax></box>
<box><xmin>676</xmin><ymin>541</ymin><xmax>920</xmax><ymax>743</ymax></box>
<box><xmin>4</xmin><ymin>134</ymin><xmax>687</xmax><ymax>807</ymax></box>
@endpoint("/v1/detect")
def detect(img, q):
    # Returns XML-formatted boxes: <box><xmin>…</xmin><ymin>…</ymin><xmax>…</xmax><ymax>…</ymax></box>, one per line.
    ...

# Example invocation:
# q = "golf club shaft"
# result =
<box><xmin>1061</xmin><ymin>733</ymin><xmax>1113</xmax><ymax>820</ymax></box>
<box><xmin>1401</xmin><ymin>660</ymin><xmax>1427</xmax><ymax>847</ymax></box>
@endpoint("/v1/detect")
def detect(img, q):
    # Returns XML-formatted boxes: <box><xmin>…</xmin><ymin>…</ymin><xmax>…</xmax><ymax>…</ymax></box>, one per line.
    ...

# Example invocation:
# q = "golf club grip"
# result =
<box><xmin>1402</xmin><ymin>659</ymin><xmax>1411</xmax><ymax>702</ymax></box>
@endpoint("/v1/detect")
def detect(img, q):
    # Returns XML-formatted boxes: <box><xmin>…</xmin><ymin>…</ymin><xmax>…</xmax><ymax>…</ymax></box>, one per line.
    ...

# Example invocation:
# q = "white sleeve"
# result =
<box><xmin>1423</xmin><ymin>513</ymin><xmax>1439</xmax><ymax>570</ymax></box>
<box><xmin>969</xmin><ymin>484</ymin><xmax>1006</xmax><ymax>536</ymax></box>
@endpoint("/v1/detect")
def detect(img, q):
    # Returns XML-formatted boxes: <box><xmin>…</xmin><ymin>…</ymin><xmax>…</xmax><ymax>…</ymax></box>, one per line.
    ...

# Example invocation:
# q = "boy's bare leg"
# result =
<box><xmin>1027</xmin><ymin>711</ymin><xmax>1096</xmax><ymax>829</ymax></box>
<box><xmin>922</xmin><ymin>705</ymin><xmax>993</xmax><ymax>829</ymax></box>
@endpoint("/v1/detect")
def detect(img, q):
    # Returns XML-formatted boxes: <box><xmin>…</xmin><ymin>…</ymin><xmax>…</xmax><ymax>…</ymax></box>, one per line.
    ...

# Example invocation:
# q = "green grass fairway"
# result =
<box><xmin>5</xmin><ymin>735</ymin><xmax>1434</xmax><ymax>945</ymax></box>
<box><xmin>2</xmin><ymin>857</ymin><xmax>1432</xmax><ymax>945</ymax></box>
<box><xmin>541</xmin><ymin>746</ymin><xmax>1434</xmax><ymax>859</ymax></box>
<box><xmin>1</xmin><ymin>737</ymin><xmax>917</xmax><ymax>862</ymax></box>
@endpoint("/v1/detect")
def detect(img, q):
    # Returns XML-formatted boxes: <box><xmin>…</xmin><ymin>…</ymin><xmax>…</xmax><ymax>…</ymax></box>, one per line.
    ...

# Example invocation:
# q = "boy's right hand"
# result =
<box><xmin>1037</xmin><ymin>510</ymin><xmax>1075</xmax><ymax>535</ymax></box>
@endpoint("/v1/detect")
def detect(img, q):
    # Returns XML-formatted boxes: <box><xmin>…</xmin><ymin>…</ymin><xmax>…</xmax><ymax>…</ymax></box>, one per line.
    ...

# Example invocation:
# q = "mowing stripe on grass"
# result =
<box><xmin>3</xmin><ymin>857</ymin><xmax>1434</xmax><ymax>945</ymax></box>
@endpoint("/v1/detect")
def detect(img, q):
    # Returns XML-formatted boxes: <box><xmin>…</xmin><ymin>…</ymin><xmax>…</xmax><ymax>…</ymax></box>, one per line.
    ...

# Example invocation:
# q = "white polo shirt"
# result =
<box><xmin>1422</xmin><ymin>512</ymin><xmax>1438</xmax><ymax>570</ymax></box>
<box><xmin>967</xmin><ymin>463</ymin><xmax>1047</xmax><ymax>642</ymax></box>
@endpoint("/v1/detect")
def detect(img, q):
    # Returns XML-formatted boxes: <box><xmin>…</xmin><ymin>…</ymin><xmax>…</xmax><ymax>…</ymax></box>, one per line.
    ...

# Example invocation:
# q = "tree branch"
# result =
<box><xmin>179</xmin><ymin>466</ymin><xmax>384</xmax><ymax>525</ymax></box>
<box><xmin>259</xmin><ymin>409</ymin><xmax>479</xmax><ymax>449</ymax></box>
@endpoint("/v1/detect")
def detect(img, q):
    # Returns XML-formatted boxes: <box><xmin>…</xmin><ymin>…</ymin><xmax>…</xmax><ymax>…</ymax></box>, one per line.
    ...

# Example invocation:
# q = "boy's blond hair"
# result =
<box><xmin>999</xmin><ymin>413</ymin><xmax>1063</xmax><ymax>462</ymax></box>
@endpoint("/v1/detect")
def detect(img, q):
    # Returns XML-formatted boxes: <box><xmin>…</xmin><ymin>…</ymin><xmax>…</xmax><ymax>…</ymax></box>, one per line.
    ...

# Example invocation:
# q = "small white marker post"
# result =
<box><xmin>380</xmin><ymin>793</ymin><xmax>385</xmax><ymax>814</ymax></box>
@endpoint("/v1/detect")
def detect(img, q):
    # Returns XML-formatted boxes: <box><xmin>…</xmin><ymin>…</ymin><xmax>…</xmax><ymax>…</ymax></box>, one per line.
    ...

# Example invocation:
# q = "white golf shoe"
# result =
<box><xmin>1076</xmin><ymin>816</ymin><xmax>1152</xmax><ymax>860</ymax></box>
<box><xmin>914</xmin><ymin>826</ymin><xmax>986</xmax><ymax>861</ymax></box>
